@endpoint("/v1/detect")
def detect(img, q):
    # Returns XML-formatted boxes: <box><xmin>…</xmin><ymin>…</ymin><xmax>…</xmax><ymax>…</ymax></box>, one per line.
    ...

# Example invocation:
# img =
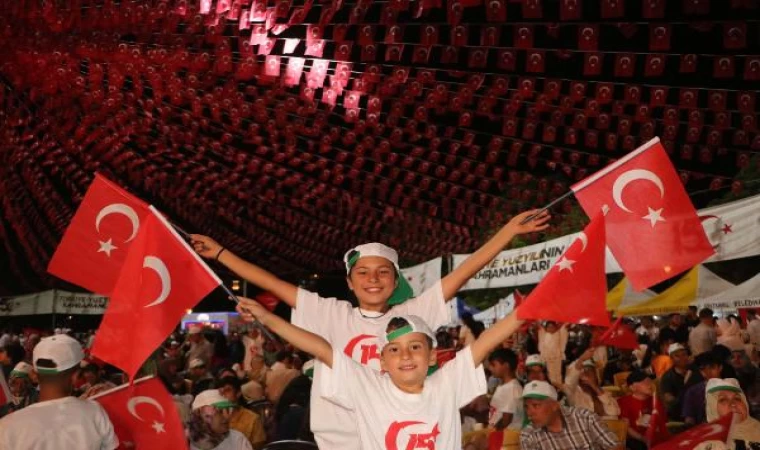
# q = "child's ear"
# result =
<box><xmin>346</xmin><ymin>276</ymin><xmax>354</xmax><ymax>291</ymax></box>
<box><xmin>428</xmin><ymin>349</ymin><xmax>437</xmax><ymax>366</ymax></box>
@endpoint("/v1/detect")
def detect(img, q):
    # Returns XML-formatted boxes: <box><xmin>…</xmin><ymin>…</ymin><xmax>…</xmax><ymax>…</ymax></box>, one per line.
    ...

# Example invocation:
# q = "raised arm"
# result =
<box><xmin>191</xmin><ymin>235</ymin><xmax>299</xmax><ymax>307</ymax></box>
<box><xmin>440</xmin><ymin>210</ymin><xmax>550</xmax><ymax>301</ymax></box>
<box><xmin>470</xmin><ymin>311</ymin><xmax>524</xmax><ymax>367</ymax></box>
<box><xmin>235</xmin><ymin>297</ymin><xmax>333</xmax><ymax>367</ymax></box>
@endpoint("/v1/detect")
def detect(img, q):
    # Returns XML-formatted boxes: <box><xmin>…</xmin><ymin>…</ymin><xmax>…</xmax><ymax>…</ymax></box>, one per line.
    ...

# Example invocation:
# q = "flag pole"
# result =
<box><xmin>219</xmin><ymin>284</ymin><xmax>277</xmax><ymax>342</ymax></box>
<box><xmin>519</xmin><ymin>137</ymin><xmax>661</xmax><ymax>225</ymax></box>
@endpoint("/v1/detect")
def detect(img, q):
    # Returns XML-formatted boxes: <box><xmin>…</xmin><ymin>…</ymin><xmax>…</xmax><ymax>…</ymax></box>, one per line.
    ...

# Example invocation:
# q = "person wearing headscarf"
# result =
<box><xmin>189</xmin><ymin>390</ymin><xmax>252</xmax><ymax>450</ymax></box>
<box><xmin>0</xmin><ymin>362</ymin><xmax>37</xmax><ymax>417</ymax></box>
<box><xmin>705</xmin><ymin>378</ymin><xmax>760</xmax><ymax>449</ymax></box>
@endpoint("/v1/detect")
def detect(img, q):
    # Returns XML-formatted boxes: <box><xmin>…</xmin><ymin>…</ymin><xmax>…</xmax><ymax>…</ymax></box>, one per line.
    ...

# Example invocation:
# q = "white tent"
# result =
<box><xmin>695</xmin><ymin>272</ymin><xmax>760</xmax><ymax>313</ymax></box>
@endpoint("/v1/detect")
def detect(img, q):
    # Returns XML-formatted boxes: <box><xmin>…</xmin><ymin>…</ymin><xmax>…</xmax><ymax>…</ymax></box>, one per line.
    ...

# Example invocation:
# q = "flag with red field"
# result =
<box><xmin>91</xmin><ymin>377</ymin><xmax>188</xmax><ymax>450</ymax></box>
<box><xmin>518</xmin><ymin>214</ymin><xmax>610</xmax><ymax>327</ymax></box>
<box><xmin>48</xmin><ymin>174</ymin><xmax>150</xmax><ymax>295</ymax></box>
<box><xmin>571</xmin><ymin>138</ymin><xmax>714</xmax><ymax>291</ymax></box>
<box><xmin>91</xmin><ymin>207</ymin><xmax>221</xmax><ymax>379</ymax></box>
<box><xmin>598</xmin><ymin>317</ymin><xmax>639</xmax><ymax>350</ymax></box>
<box><xmin>651</xmin><ymin>413</ymin><xmax>732</xmax><ymax>449</ymax></box>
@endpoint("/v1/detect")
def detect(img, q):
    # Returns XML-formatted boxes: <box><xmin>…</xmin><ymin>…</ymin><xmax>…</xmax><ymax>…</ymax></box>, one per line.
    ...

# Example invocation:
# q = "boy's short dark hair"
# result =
<box><xmin>217</xmin><ymin>376</ymin><xmax>242</xmax><ymax>393</ymax></box>
<box><xmin>386</xmin><ymin>317</ymin><xmax>434</xmax><ymax>349</ymax></box>
<box><xmin>275</xmin><ymin>350</ymin><xmax>293</xmax><ymax>362</ymax></box>
<box><xmin>487</xmin><ymin>348</ymin><xmax>517</xmax><ymax>370</ymax></box>
<box><xmin>694</xmin><ymin>351</ymin><xmax>722</xmax><ymax>369</ymax></box>
<box><xmin>698</xmin><ymin>308</ymin><xmax>714</xmax><ymax>319</ymax></box>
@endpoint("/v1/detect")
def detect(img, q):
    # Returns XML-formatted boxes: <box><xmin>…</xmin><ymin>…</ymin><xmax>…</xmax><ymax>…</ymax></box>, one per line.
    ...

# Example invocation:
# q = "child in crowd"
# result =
<box><xmin>191</xmin><ymin>209</ymin><xmax>549</xmax><ymax>448</ymax></box>
<box><xmin>234</xmin><ymin>294</ymin><xmax>528</xmax><ymax>449</ymax></box>
<box><xmin>537</xmin><ymin>321</ymin><xmax>568</xmax><ymax>386</ymax></box>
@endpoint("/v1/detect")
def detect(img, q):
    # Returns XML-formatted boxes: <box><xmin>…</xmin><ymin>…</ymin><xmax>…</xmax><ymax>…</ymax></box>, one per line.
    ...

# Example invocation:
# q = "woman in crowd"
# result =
<box><xmin>705</xmin><ymin>378</ymin><xmax>760</xmax><ymax>449</ymax></box>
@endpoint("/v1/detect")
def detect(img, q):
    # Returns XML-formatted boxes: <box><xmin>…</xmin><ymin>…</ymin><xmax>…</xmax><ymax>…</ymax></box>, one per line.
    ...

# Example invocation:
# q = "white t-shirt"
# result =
<box><xmin>0</xmin><ymin>396</ymin><xmax>118</xmax><ymax>450</ymax></box>
<box><xmin>191</xmin><ymin>429</ymin><xmax>252</xmax><ymax>450</ymax></box>
<box><xmin>291</xmin><ymin>281</ymin><xmax>449</xmax><ymax>450</ymax></box>
<box><xmin>320</xmin><ymin>347</ymin><xmax>486</xmax><ymax>450</ymax></box>
<box><xmin>488</xmin><ymin>379</ymin><xmax>524</xmax><ymax>429</ymax></box>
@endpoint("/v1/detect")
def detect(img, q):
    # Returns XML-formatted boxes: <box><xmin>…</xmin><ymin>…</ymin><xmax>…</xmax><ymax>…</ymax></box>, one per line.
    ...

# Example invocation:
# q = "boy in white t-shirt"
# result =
<box><xmin>236</xmin><ymin>295</ymin><xmax>528</xmax><ymax>450</ymax></box>
<box><xmin>0</xmin><ymin>335</ymin><xmax>118</xmax><ymax>450</ymax></box>
<box><xmin>487</xmin><ymin>348</ymin><xmax>524</xmax><ymax>430</ymax></box>
<box><xmin>192</xmin><ymin>210</ymin><xmax>549</xmax><ymax>449</ymax></box>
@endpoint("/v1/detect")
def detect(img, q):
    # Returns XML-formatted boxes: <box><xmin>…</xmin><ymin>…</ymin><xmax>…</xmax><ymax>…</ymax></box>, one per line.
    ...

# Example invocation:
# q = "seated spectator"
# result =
<box><xmin>274</xmin><ymin>373</ymin><xmax>313</xmax><ymax>442</ymax></box>
<box><xmin>728</xmin><ymin>349</ymin><xmax>760</xmax><ymax>418</ymax></box>
<box><xmin>0</xmin><ymin>362</ymin><xmax>37</xmax><ymax>417</ymax></box>
<box><xmin>564</xmin><ymin>349</ymin><xmax>620</xmax><ymax>419</ymax></box>
<box><xmin>264</xmin><ymin>366</ymin><xmax>300</xmax><ymax>404</ymax></box>
<box><xmin>617</xmin><ymin>371</ymin><xmax>667</xmax><ymax>450</ymax></box>
<box><xmin>189</xmin><ymin>390</ymin><xmax>252</xmax><ymax>450</ymax></box>
<box><xmin>0</xmin><ymin>335</ymin><xmax>118</xmax><ymax>449</ymax></box>
<box><xmin>487</xmin><ymin>348</ymin><xmax>524</xmax><ymax>430</ymax></box>
<box><xmin>0</xmin><ymin>343</ymin><xmax>25</xmax><ymax>380</ymax></box>
<box><xmin>661</xmin><ymin>343</ymin><xmax>692</xmax><ymax>421</ymax></box>
<box><xmin>218</xmin><ymin>377</ymin><xmax>266</xmax><ymax>449</ymax></box>
<box><xmin>188</xmin><ymin>358</ymin><xmax>215</xmax><ymax>397</ymax></box>
<box><xmin>78</xmin><ymin>362</ymin><xmax>117</xmax><ymax>399</ymax></box>
<box><xmin>519</xmin><ymin>381</ymin><xmax>619</xmax><ymax>450</ymax></box>
<box><xmin>681</xmin><ymin>351</ymin><xmax>723</xmax><ymax>426</ymax></box>
<box><xmin>601</xmin><ymin>352</ymin><xmax>635</xmax><ymax>386</ymax></box>
<box><xmin>705</xmin><ymin>378</ymin><xmax>760</xmax><ymax>449</ymax></box>
<box><xmin>241</xmin><ymin>380</ymin><xmax>265</xmax><ymax>404</ymax></box>
<box><xmin>270</xmin><ymin>350</ymin><xmax>293</xmax><ymax>373</ymax></box>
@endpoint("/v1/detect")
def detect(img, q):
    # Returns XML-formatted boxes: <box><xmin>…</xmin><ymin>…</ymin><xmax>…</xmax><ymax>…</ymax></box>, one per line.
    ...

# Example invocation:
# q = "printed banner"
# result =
<box><xmin>454</xmin><ymin>194</ymin><xmax>760</xmax><ymax>291</ymax></box>
<box><xmin>0</xmin><ymin>290</ymin><xmax>109</xmax><ymax>316</ymax></box>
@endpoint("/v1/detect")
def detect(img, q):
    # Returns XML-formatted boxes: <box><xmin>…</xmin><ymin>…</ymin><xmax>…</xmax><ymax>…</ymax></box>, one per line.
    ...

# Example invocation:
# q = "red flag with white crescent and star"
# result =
<box><xmin>572</xmin><ymin>137</ymin><xmax>714</xmax><ymax>291</ymax></box>
<box><xmin>91</xmin><ymin>208</ymin><xmax>221</xmax><ymax>379</ymax></box>
<box><xmin>91</xmin><ymin>376</ymin><xmax>188</xmax><ymax>450</ymax></box>
<box><xmin>598</xmin><ymin>317</ymin><xmax>639</xmax><ymax>350</ymax></box>
<box><xmin>517</xmin><ymin>213</ymin><xmax>610</xmax><ymax>327</ymax></box>
<box><xmin>48</xmin><ymin>173</ymin><xmax>150</xmax><ymax>296</ymax></box>
<box><xmin>651</xmin><ymin>413</ymin><xmax>732</xmax><ymax>450</ymax></box>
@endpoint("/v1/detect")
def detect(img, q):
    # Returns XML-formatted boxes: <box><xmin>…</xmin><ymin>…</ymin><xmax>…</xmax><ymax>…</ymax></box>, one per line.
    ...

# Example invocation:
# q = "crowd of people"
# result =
<box><xmin>0</xmin><ymin>209</ymin><xmax>758</xmax><ymax>449</ymax></box>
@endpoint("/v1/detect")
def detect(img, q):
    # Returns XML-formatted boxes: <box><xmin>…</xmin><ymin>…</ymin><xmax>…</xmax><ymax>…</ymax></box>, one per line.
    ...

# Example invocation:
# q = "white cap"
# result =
<box><xmin>33</xmin><ymin>334</ymin><xmax>84</xmax><ymax>373</ymax></box>
<box><xmin>525</xmin><ymin>354</ymin><xmax>546</xmax><ymax>367</ymax></box>
<box><xmin>521</xmin><ymin>380</ymin><xmax>558</xmax><ymax>401</ymax></box>
<box><xmin>10</xmin><ymin>362</ymin><xmax>32</xmax><ymax>378</ymax></box>
<box><xmin>706</xmin><ymin>378</ymin><xmax>743</xmax><ymax>394</ymax></box>
<box><xmin>668</xmin><ymin>343</ymin><xmax>686</xmax><ymax>355</ymax></box>
<box><xmin>191</xmin><ymin>389</ymin><xmax>236</xmax><ymax>411</ymax></box>
<box><xmin>188</xmin><ymin>358</ymin><xmax>206</xmax><ymax>369</ymax></box>
<box><xmin>377</xmin><ymin>315</ymin><xmax>437</xmax><ymax>349</ymax></box>
<box><xmin>188</xmin><ymin>325</ymin><xmax>202</xmax><ymax>335</ymax></box>
<box><xmin>302</xmin><ymin>359</ymin><xmax>315</xmax><ymax>378</ymax></box>
<box><xmin>343</xmin><ymin>242</ymin><xmax>399</xmax><ymax>274</ymax></box>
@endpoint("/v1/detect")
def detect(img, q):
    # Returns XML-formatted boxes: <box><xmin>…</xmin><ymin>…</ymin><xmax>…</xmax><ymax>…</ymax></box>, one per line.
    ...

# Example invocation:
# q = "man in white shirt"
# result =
<box><xmin>689</xmin><ymin>308</ymin><xmax>717</xmax><ymax>356</ymax></box>
<box><xmin>0</xmin><ymin>334</ymin><xmax>118</xmax><ymax>450</ymax></box>
<box><xmin>747</xmin><ymin>309</ymin><xmax>760</xmax><ymax>352</ymax></box>
<box><xmin>487</xmin><ymin>348</ymin><xmax>524</xmax><ymax>430</ymax></box>
<box><xmin>184</xmin><ymin>325</ymin><xmax>213</xmax><ymax>370</ymax></box>
<box><xmin>635</xmin><ymin>316</ymin><xmax>659</xmax><ymax>343</ymax></box>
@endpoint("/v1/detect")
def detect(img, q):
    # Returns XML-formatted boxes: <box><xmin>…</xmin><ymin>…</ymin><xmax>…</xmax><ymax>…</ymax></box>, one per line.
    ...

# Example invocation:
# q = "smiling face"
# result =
<box><xmin>715</xmin><ymin>390</ymin><xmax>748</xmax><ymax>423</ymax></box>
<box><xmin>380</xmin><ymin>331</ymin><xmax>436</xmax><ymax>393</ymax></box>
<box><xmin>347</xmin><ymin>256</ymin><xmax>398</xmax><ymax>311</ymax></box>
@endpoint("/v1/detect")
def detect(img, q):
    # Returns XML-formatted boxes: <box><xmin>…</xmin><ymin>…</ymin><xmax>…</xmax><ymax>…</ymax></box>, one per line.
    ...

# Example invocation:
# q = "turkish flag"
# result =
<box><xmin>651</xmin><ymin>413</ymin><xmax>732</xmax><ymax>450</ymax></box>
<box><xmin>572</xmin><ymin>138</ymin><xmax>714</xmax><ymax>291</ymax></box>
<box><xmin>517</xmin><ymin>214</ymin><xmax>610</xmax><ymax>327</ymax></box>
<box><xmin>92</xmin><ymin>377</ymin><xmax>188</xmax><ymax>450</ymax></box>
<box><xmin>91</xmin><ymin>209</ymin><xmax>221</xmax><ymax>379</ymax></box>
<box><xmin>646</xmin><ymin>395</ymin><xmax>669</xmax><ymax>445</ymax></box>
<box><xmin>598</xmin><ymin>317</ymin><xmax>638</xmax><ymax>350</ymax></box>
<box><xmin>0</xmin><ymin>370</ymin><xmax>10</xmax><ymax>406</ymax></box>
<box><xmin>48</xmin><ymin>174</ymin><xmax>150</xmax><ymax>296</ymax></box>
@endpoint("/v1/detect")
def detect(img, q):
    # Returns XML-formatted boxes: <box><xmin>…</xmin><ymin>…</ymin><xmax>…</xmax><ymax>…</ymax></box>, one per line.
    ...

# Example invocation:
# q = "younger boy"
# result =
<box><xmin>487</xmin><ymin>348</ymin><xmax>524</xmax><ymax>430</ymax></box>
<box><xmin>616</xmin><ymin>371</ymin><xmax>667</xmax><ymax>450</ymax></box>
<box><xmin>236</xmin><ymin>297</ymin><xmax>526</xmax><ymax>449</ymax></box>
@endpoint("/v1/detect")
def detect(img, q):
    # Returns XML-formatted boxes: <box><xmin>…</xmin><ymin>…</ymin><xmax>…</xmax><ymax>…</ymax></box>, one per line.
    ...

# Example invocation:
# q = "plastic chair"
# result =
<box><xmin>262</xmin><ymin>440</ymin><xmax>318</xmax><ymax>450</ymax></box>
<box><xmin>502</xmin><ymin>429</ymin><xmax>521</xmax><ymax>450</ymax></box>
<box><xmin>603</xmin><ymin>419</ymin><xmax>627</xmax><ymax>450</ymax></box>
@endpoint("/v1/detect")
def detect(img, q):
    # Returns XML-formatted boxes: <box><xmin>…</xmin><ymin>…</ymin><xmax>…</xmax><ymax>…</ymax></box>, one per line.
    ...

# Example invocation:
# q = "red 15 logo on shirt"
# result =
<box><xmin>385</xmin><ymin>421</ymin><xmax>441</xmax><ymax>450</ymax></box>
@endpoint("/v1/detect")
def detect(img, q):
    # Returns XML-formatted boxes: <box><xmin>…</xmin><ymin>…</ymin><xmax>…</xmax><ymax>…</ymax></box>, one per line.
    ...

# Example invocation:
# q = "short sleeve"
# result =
<box><xmin>93</xmin><ymin>402</ymin><xmax>119</xmax><ymax>450</ymax></box>
<box><xmin>519</xmin><ymin>430</ymin><xmax>539</xmax><ymax>450</ymax></box>
<box><xmin>394</xmin><ymin>281</ymin><xmax>450</xmax><ymax>330</ymax></box>
<box><xmin>436</xmin><ymin>347</ymin><xmax>487</xmax><ymax>408</ymax></box>
<box><xmin>319</xmin><ymin>349</ymin><xmax>362</xmax><ymax>410</ymax></box>
<box><xmin>292</xmin><ymin>288</ymin><xmax>346</xmax><ymax>337</ymax></box>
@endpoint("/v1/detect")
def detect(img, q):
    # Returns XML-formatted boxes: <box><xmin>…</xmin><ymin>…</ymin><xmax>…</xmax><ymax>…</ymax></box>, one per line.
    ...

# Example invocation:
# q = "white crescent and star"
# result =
<box><xmin>611</xmin><ymin>169</ymin><xmax>667</xmax><ymax>228</ymax></box>
<box><xmin>142</xmin><ymin>256</ymin><xmax>171</xmax><ymax>308</ymax></box>
<box><xmin>556</xmin><ymin>232</ymin><xmax>589</xmax><ymax>273</ymax></box>
<box><xmin>95</xmin><ymin>203</ymin><xmax>140</xmax><ymax>257</ymax></box>
<box><xmin>126</xmin><ymin>396</ymin><xmax>167</xmax><ymax>434</ymax></box>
